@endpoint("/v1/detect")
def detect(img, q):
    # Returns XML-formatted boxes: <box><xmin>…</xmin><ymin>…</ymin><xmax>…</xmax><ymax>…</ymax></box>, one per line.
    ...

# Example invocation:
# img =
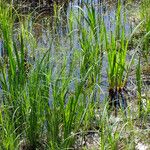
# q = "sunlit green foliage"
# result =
<box><xmin>0</xmin><ymin>0</ymin><xmax>149</xmax><ymax>149</ymax></box>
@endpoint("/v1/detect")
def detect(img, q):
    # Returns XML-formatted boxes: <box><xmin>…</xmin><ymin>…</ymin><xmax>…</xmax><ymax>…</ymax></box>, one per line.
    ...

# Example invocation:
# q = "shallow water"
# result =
<box><xmin>34</xmin><ymin>0</ymin><xmax>132</xmax><ymax>99</ymax></box>
<box><xmin>0</xmin><ymin>0</ymin><xmax>133</xmax><ymax>101</ymax></box>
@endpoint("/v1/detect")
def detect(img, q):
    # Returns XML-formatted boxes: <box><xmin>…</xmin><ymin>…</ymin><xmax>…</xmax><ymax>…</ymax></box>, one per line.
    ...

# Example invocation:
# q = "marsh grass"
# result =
<box><xmin>140</xmin><ymin>0</ymin><xmax>150</xmax><ymax>62</ymax></box>
<box><xmin>104</xmin><ymin>0</ymin><xmax>128</xmax><ymax>116</ymax></box>
<box><xmin>0</xmin><ymin>0</ymin><xmax>149</xmax><ymax>149</ymax></box>
<box><xmin>136</xmin><ymin>57</ymin><xmax>143</xmax><ymax>118</ymax></box>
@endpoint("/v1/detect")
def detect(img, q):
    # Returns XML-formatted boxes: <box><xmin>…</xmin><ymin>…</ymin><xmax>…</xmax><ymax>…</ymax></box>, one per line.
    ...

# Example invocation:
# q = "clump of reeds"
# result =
<box><xmin>105</xmin><ymin>0</ymin><xmax>128</xmax><ymax>116</ymax></box>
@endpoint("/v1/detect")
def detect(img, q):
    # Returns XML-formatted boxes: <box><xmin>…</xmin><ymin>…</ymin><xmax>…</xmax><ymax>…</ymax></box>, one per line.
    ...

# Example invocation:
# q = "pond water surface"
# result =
<box><xmin>0</xmin><ymin>0</ymin><xmax>134</xmax><ymax>101</ymax></box>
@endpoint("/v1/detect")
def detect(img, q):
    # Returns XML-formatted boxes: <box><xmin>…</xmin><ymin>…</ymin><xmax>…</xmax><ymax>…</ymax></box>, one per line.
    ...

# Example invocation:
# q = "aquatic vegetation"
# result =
<box><xmin>105</xmin><ymin>0</ymin><xmax>128</xmax><ymax>116</ymax></box>
<box><xmin>136</xmin><ymin>57</ymin><xmax>143</xmax><ymax>118</ymax></box>
<box><xmin>0</xmin><ymin>0</ymin><xmax>149</xmax><ymax>149</ymax></box>
<box><xmin>140</xmin><ymin>0</ymin><xmax>150</xmax><ymax>62</ymax></box>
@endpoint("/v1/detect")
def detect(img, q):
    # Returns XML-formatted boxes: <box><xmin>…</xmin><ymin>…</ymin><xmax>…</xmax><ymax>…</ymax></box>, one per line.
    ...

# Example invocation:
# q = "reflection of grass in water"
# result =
<box><xmin>0</xmin><ymin>0</ymin><xmax>150</xmax><ymax>149</ymax></box>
